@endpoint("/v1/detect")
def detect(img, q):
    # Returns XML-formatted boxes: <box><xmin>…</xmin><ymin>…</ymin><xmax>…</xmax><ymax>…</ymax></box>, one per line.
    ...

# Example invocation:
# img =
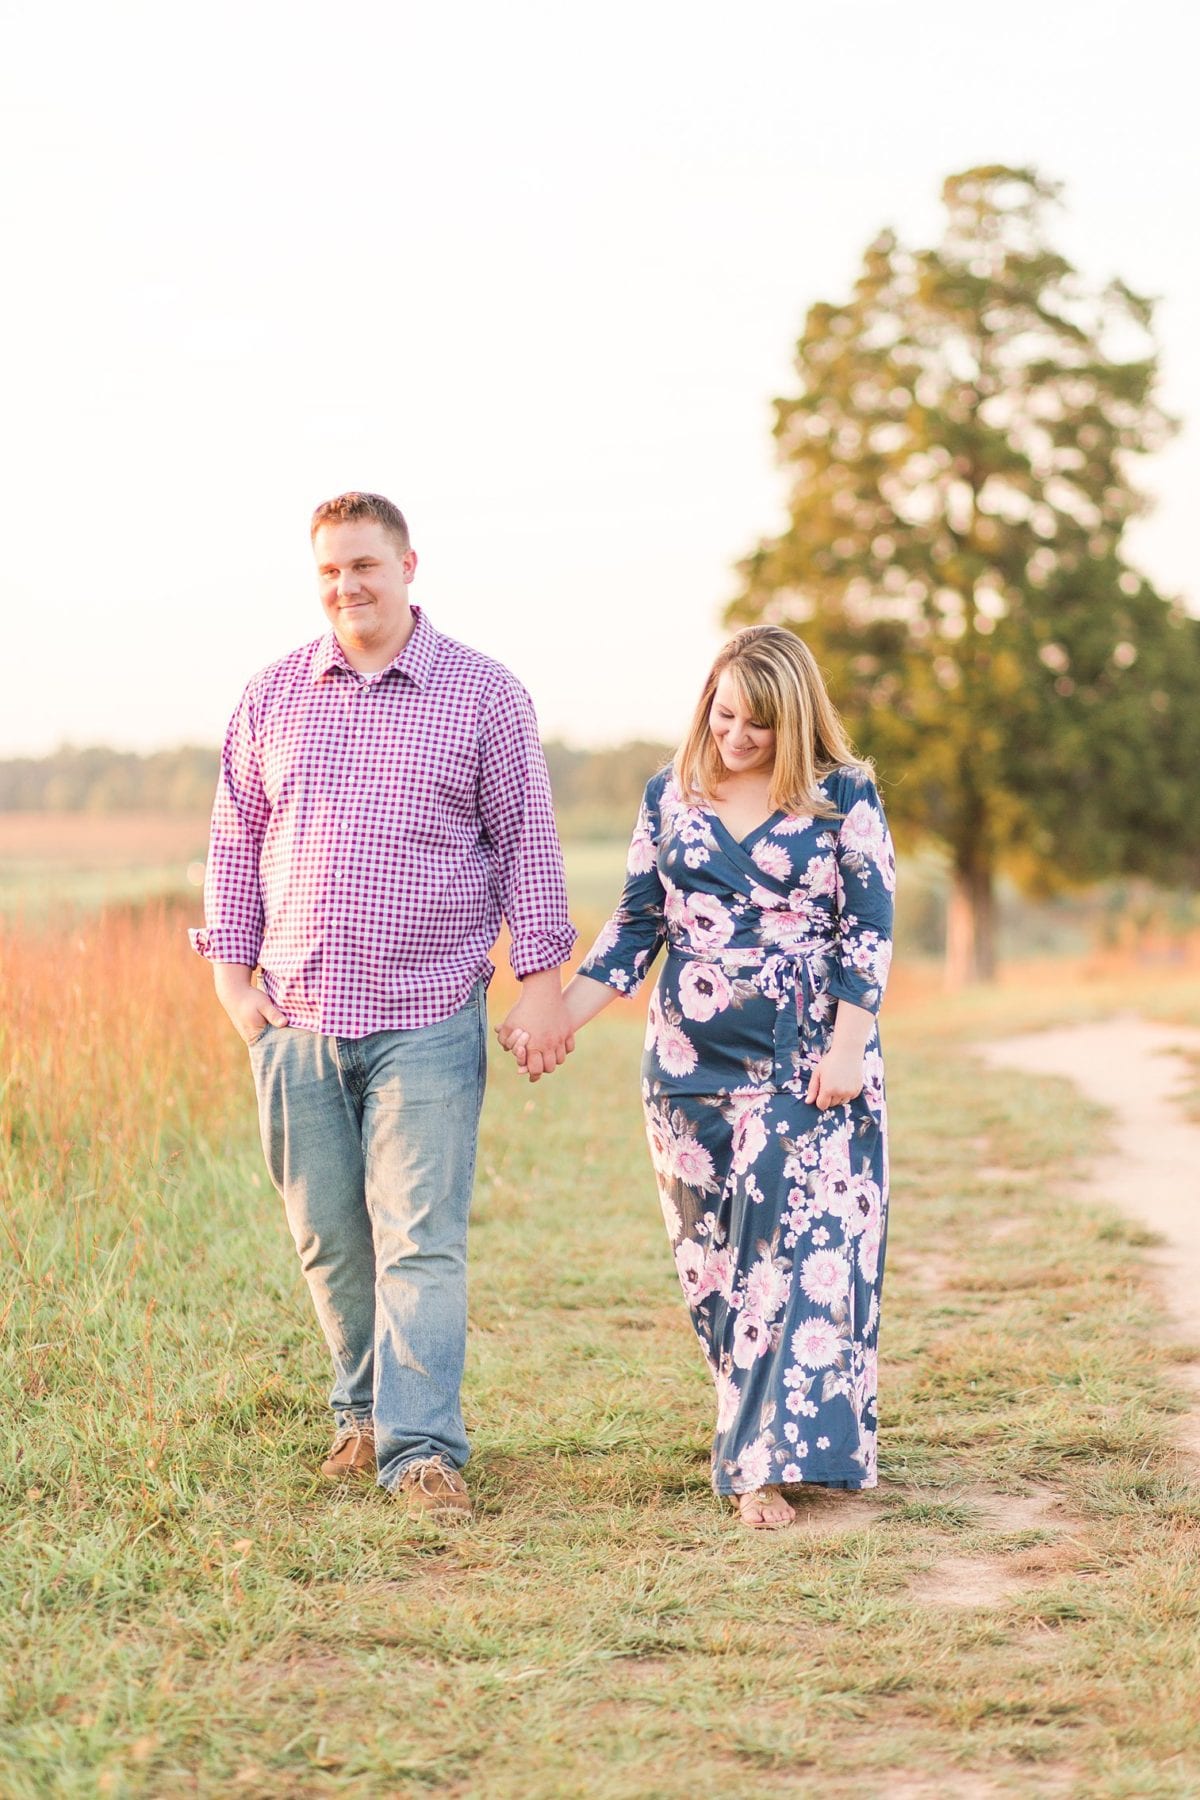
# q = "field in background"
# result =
<box><xmin>5</xmin><ymin>811</ymin><xmax>1199</xmax><ymax>980</ymax></box>
<box><xmin>2</xmin><ymin>900</ymin><xmax>1200</xmax><ymax>1793</ymax></box>
<box><xmin>0</xmin><ymin>813</ymin><xmax>210</xmax><ymax>915</ymax></box>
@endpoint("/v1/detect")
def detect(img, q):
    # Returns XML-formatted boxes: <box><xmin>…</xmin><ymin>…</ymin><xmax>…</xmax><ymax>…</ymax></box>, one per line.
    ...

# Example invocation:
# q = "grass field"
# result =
<box><xmin>2</xmin><ymin>899</ymin><xmax>1200</xmax><ymax>1797</ymax></box>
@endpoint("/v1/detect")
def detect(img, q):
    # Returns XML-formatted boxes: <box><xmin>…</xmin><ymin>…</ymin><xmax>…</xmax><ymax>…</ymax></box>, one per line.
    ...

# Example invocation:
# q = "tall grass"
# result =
<box><xmin>2</xmin><ymin>904</ymin><xmax>1199</xmax><ymax>1796</ymax></box>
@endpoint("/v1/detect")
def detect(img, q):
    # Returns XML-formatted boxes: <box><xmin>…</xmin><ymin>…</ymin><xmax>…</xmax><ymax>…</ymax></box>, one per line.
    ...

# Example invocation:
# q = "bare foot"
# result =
<box><xmin>733</xmin><ymin>1485</ymin><xmax>795</xmax><ymax>1530</ymax></box>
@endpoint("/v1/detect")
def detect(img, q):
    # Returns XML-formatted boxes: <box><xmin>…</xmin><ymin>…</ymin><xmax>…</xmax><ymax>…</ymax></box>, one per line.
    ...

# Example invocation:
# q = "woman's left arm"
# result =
<box><xmin>807</xmin><ymin>771</ymin><xmax>896</xmax><ymax>1110</ymax></box>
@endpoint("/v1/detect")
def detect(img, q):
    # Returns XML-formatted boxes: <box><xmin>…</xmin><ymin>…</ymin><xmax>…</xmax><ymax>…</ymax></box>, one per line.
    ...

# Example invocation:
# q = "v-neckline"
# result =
<box><xmin>707</xmin><ymin>807</ymin><xmax>784</xmax><ymax>854</ymax></box>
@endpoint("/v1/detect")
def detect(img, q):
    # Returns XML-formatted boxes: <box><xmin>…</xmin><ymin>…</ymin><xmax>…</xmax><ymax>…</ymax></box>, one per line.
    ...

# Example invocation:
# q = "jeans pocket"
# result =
<box><xmin>247</xmin><ymin>1024</ymin><xmax>272</xmax><ymax>1049</ymax></box>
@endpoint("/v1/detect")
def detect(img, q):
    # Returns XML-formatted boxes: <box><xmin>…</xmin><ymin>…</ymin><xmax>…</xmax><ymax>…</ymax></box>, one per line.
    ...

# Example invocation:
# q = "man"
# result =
<box><xmin>191</xmin><ymin>491</ymin><xmax>575</xmax><ymax>1521</ymax></box>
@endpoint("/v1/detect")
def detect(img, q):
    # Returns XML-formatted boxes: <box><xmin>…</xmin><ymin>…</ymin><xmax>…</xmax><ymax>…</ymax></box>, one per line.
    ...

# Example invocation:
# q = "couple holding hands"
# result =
<box><xmin>193</xmin><ymin>492</ymin><xmax>894</xmax><ymax>1531</ymax></box>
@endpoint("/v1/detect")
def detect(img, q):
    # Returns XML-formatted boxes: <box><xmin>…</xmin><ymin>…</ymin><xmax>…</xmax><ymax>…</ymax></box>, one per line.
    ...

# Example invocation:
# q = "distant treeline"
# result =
<box><xmin>0</xmin><ymin>742</ymin><xmax>673</xmax><ymax>837</ymax></box>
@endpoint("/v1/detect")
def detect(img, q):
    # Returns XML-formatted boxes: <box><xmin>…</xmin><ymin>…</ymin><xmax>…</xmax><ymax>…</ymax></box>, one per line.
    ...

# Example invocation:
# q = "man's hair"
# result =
<box><xmin>310</xmin><ymin>491</ymin><xmax>411</xmax><ymax>554</ymax></box>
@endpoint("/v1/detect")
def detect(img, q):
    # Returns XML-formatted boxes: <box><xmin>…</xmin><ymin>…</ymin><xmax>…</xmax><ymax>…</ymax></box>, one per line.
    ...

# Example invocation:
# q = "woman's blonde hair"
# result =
<box><xmin>675</xmin><ymin>626</ymin><xmax>866</xmax><ymax>818</ymax></box>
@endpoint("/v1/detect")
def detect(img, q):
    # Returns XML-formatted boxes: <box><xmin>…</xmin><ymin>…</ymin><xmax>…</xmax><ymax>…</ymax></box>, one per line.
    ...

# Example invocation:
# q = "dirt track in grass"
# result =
<box><xmin>981</xmin><ymin>1013</ymin><xmax>1200</xmax><ymax>1456</ymax></box>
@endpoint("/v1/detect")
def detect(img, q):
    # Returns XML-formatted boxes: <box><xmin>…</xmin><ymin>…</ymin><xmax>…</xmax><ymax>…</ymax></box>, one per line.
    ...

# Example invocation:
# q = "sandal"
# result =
<box><xmin>731</xmin><ymin>1485</ymin><xmax>795</xmax><ymax>1530</ymax></box>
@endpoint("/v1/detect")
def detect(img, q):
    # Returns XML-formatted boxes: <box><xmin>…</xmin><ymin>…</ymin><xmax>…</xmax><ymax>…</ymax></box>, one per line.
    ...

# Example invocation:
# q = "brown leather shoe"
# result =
<box><xmin>320</xmin><ymin>1419</ymin><xmax>376</xmax><ymax>1481</ymax></box>
<box><xmin>394</xmin><ymin>1456</ymin><xmax>472</xmax><ymax>1522</ymax></box>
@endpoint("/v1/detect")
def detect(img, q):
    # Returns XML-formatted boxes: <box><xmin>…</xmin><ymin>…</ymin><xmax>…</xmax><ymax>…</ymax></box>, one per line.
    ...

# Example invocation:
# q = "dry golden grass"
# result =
<box><xmin>2</xmin><ymin>901</ymin><xmax>1200</xmax><ymax>1795</ymax></box>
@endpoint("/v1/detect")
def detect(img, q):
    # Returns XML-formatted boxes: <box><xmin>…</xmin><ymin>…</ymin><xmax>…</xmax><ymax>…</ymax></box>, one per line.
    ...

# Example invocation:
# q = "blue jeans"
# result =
<box><xmin>247</xmin><ymin>984</ymin><xmax>487</xmax><ymax>1489</ymax></box>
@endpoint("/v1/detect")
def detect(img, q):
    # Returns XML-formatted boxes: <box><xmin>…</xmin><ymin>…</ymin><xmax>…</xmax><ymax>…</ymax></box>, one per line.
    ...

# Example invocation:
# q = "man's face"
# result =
<box><xmin>313</xmin><ymin>519</ymin><xmax>417</xmax><ymax>659</ymax></box>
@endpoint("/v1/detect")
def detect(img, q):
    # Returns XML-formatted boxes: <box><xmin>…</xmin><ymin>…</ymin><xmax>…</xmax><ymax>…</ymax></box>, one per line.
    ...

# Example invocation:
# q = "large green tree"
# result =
<box><xmin>729</xmin><ymin>165</ymin><xmax>1199</xmax><ymax>981</ymax></box>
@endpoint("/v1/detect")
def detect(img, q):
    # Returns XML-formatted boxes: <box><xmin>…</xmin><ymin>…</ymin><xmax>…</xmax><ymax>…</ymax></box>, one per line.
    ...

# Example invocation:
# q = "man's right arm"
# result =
<box><xmin>189</xmin><ymin>686</ymin><xmax>283</xmax><ymax>1043</ymax></box>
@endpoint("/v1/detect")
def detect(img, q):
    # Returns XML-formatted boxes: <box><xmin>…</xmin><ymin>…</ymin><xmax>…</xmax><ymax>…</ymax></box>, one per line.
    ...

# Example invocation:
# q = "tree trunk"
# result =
<box><xmin>945</xmin><ymin>860</ymin><xmax>997</xmax><ymax>986</ymax></box>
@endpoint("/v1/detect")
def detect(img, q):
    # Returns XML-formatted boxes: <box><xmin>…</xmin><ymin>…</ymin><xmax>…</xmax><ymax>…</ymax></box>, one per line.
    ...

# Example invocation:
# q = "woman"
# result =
<box><xmin>507</xmin><ymin>627</ymin><xmax>894</xmax><ymax>1529</ymax></box>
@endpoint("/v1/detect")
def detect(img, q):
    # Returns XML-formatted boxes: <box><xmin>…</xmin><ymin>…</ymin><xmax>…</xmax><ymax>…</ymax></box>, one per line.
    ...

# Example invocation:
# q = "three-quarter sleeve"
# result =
<box><xmin>827</xmin><ymin>770</ymin><xmax>895</xmax><ymax>1016</ymax></box>
<box><xmin>189</xmin><ymin>685</ymin><xmax>270</xmax><ymax>968</ymax></box>
<box><xmin>478</xmin><ymin>675</ymin><xmax>577</xmax><ymax>979</ymax></box>
<box><xmin>577</xmin><ymin>773</ymin><xmax>669</xmax><ymax>994</ymax></box>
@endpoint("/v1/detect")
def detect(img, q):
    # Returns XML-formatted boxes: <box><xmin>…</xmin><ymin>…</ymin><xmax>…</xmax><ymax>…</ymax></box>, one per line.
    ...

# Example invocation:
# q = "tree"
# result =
<box><xmin>728</xmin><ymin>165</ymin><xmax>1199</xmax><ymax>982</ymax></box>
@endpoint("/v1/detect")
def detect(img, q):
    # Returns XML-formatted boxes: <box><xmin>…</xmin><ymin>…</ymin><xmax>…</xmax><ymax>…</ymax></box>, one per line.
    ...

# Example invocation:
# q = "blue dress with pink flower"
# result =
<box><xmin>580</xmin><ymin>764</ymin><xmax>895</xmax><ymax>1494</ymax></box>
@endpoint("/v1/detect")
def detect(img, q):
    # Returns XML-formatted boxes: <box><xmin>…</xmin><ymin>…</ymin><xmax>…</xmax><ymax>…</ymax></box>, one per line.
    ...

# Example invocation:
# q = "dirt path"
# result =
<box><xmin>980</xmin><ymin>1013</ymin><xmax>1200</xmax><ymax>1451</ymax></box>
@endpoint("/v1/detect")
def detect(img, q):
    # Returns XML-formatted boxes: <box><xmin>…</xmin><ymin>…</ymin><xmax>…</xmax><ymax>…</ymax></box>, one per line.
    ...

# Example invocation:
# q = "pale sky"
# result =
<box><xmin>2</xmin><ymin>0</ymin><xmax>1196</xmax><ymax>756</ymax></box>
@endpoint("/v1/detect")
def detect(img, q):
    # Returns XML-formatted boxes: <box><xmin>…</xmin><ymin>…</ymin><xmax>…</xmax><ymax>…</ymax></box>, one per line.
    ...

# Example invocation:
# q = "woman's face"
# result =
<box><xmin>708</xmin><ymin>670</ymin><xmax>776</xmax><ymax>776</ymax></box>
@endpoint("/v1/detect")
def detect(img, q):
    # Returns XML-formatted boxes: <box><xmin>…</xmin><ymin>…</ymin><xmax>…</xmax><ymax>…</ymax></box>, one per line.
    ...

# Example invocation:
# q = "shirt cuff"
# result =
<box><xmin>509</xmin><ymin>925</ymin><xmax>579</xmax><ymax>980</ymax></box>
<box><xmin>189</xmin><ymin>925</ymin><xmax>263</xmax><ymax>967</ymax></box>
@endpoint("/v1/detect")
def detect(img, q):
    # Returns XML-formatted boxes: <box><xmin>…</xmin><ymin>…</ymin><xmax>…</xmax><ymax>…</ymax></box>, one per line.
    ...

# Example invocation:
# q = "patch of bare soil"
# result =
<box><xmin>980</xmin><ymin>1015</ymin><xmax>1200</xmax><ymax>1456</ymax></box>
<box><xmin>889</xmin><ymin>1249</ymin><xmax>962</xmax><ymax>1294</ymax></box>
<box><xmin>910</xmin><ymin>1485</ymin><xmax>1089</xmax><ymax>1611</ymax></box>
<box><xmin>968</xmin><ymin>1489</ymin><xmax>1082</xmax><ymax>1535</ymax></box>
<box><xmin>911</xmin><ymin>1553</ymin><xmax>1046</xmax><ymax>1609</ymax></box>
<box><xmin>785</xmin><ymin>1489</ymin><xmax>887</xmax><ymax>1536</ymax></box>
<box><xmin>873</xmin><ymin>1768</ymin><xmax>1082</xmax><ymax>1799</ymax></box>
<box><xmin>985</xmin><ymin>1215</ymin><xmax>1032</xmax><ymax>1243</ymax></box>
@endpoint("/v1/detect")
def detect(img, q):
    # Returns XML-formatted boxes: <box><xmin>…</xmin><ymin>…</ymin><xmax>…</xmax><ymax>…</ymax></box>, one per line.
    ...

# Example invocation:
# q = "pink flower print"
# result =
<box><xmin>679</xmin><ymin>892</ymin><xmax>736</xmax><ymax>953</ymax></box>
<box><xmin>818</xmin><ymin>1126</ymin><xmax>852</xmax><ymax>1179</ymax></box>
<box><xmin>790</xmin><ymin>1315</ymin><xmax>843</xmax><ymax>1369</ymax></box>
<box><xmin>845</xmin><ymin>1173</ymin><xmax>881</xmax><ymax>1240</ymax></box>
<box><xmin>705</xmin><ymin>1244</ymin><xmax>737</xmax><ymax>1301</ymax></box>
<box><xmin>758</xmin><ymin>907</ymin><xmax>813</xmax><ymax>947</ymax></box>
<box><xmin>732</xmin><ymin>1310</ymin><xmax>772</xmax><ymax>1369</ymax></box>
<box><xmin>657</xmin><ymin>1180</ymin><xmax>682</xmax><ymax>1242</ymax></box>
<box><xmin>644</xmin><ymin>1108</ymin><xmax>676</xmax><ymax>1177</ymax></box>
<box><xmin>674</xmin><ymin>1238</ymin><xmax>707</xmax><ymax>1300</ymax></box>
<box><xmin>671</xmin><ymin>1129</ymin><xmax>718</xmax><ymax>1193</ymax></box>
<box><xmin>743</xmin><ymin>1253</ymin><xmax>791</xmax><ymax>1323</ymax></box>
<box><xmin>853</xmin><ymin>1346</ymin><xmax>879</xmax><ymax>1422</ymax></box>
<box><xmin>781</xmin><ymin>1461</ymin><xmax>806</xmax><ymax>1481</ymax></box>
<box><xmin>816</xmin><ymin>1436</ymin><xmax>830</xmax><ymax>1451</ymax></box>
<box><xmin>839</xmin><ymin>800</ymin><xmax>896</xmax><ymax>892</ymax></box>
<box><xmin>734</xmin><ymin>1434</ymin><xmax>773</xmax><ymax>1491</ymax></box>
<box><xmin>862</xmin><ymin>1048</ymin><xmax>885</xmax><ymax>1109</ymax></box>
<box><xmin>839</xmin><ymin>799</ymin><xmax>885</xmax><ymax>861</ymax></box>
<box><xmin>677</xmin><ymin>961</ymin><xmax>734</xmax><ymax>1022</ymax></box>
<box><xmin>799</xmin><ymin>1248</ymin><xmax>851</xmax><ymax>1310</ymax></box>
<box><xmin>814</xmin><ymin>1130</ymin><xmax>854</xmax><ymax>1218</ymax></box>
<box><xmin>730</xmin><ymin>1096</ymin><xmax>770</xmax><ymax>1175</ymax></box>
<box><xmin>626</xmin><ymin>811</ymin><xmax>657</xmax><ymax>875</ymax></box>
<box><xmin>590</xmin><ymin>917</ymin><xmax>620</xmax><ymax>959</ymax></box>
<box><xmin>715</xmin><ymin>1370</ymin><xmax>740</xmax><ymax>1433</ymax></box>
<box><xmin>858</xmin><ymin>1220</ymin><xmax>882</xmax><ymax>1284</ymax></box>
<box><xmin>800</xmin><ymin>854</ymin><xmax>837</xmax><ymax>899</ymax></box>
<box><xmin>662</xmin><ymin>878</ymin><xmax>687</xmax><ymax>930</ymax></box>
<box><xmin>774</xmin><ymin>813</ymin><xmax>816</xmax><ymax>836</ymax></box>
<box><xmin>655</xmin><ymin>1017</ymin><xmax>698</xmax><ymax>1079</ymax></box>
<box><xmin>751</xmin><ymin>840</ymin><xmax>791</xmax><ymax>882</ymax></box>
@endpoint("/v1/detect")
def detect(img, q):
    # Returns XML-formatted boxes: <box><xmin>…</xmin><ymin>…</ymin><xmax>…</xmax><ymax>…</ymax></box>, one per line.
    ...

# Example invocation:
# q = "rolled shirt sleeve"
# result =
<box><xmin>189</xmin><ymin>686</ymin><xmax>269</xmax><ymax>968</ymax></box>
<box><xmin>477</xmin><ymin>676</ymin><xmax>577</xmax><ymax>979</ymax></box>
<box><xmin>827</xmin><ymin>770</ymin><xmax>895</xmax><ymax>1016</ymax></box>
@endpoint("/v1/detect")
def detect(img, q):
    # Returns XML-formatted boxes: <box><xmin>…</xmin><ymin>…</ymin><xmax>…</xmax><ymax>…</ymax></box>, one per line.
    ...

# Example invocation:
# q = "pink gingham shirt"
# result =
<box><xmin>190</xmin><ymin>608</ymin><xmax>576</xmax><ymax>1037</ymax></box>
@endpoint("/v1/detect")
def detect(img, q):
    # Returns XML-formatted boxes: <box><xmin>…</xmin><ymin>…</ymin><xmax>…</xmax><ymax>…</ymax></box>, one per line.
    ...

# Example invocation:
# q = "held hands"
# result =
<box><xmin>495</xmin><ymin>972</ymin><xmax>575</xmax><ymax>1082</ymax></box>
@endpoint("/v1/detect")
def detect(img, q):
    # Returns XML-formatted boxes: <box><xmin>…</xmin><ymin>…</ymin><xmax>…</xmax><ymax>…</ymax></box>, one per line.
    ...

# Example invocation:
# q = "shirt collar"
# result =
<box><xmin>312</xmin><ymin>606</ymin><xmax>438</xmax><ymax>688</ymax></box>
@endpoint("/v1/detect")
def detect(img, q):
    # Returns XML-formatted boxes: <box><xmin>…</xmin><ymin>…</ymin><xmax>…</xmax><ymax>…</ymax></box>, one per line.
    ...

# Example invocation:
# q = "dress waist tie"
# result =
<box><xmin>665</xmin><ymin>937</ymin><xmax>832</xmax><ymax>1089</ymax></box>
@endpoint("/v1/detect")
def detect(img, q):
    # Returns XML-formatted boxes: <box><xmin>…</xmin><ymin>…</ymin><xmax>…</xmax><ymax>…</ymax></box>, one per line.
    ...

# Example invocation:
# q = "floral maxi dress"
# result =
<box><xmin>580</xmin><ymin>765</ymin><xmax>896</xmax><ymax>1495</ymax></box>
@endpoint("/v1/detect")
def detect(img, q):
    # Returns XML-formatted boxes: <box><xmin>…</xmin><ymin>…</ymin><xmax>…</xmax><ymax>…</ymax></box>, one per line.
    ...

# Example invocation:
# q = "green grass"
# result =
<box><xmin>3</xmin><ymin>933</ymin><xmax>1200</xmax><ymax>1795</ymax></box>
